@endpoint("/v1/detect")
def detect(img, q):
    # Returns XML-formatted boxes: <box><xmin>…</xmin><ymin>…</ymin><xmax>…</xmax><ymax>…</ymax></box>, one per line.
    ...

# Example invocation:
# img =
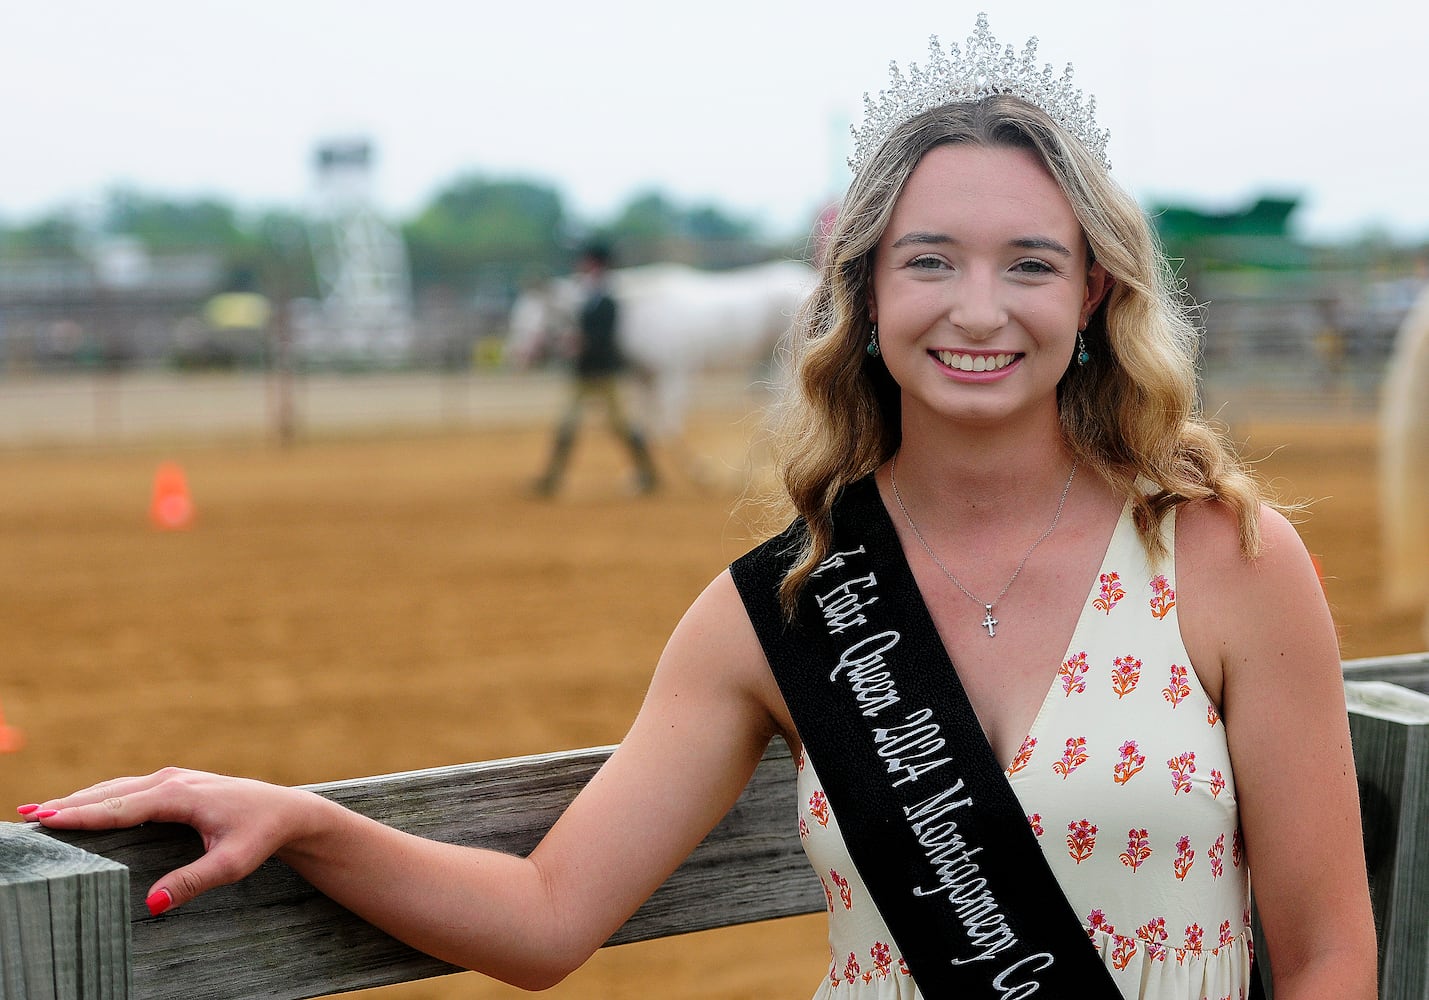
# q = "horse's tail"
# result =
<box><xmin>1380</xmin><ymin>284</ymin><xmax>1429</xmax><ymax>612</ymax></box>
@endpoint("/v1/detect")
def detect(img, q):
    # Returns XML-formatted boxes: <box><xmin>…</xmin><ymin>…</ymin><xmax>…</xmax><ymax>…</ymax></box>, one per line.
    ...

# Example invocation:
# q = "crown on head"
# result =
<box><xmin>849</xmin><ymin>13</ymin><xmax>1111</xmax><ymax>173</ymax></box>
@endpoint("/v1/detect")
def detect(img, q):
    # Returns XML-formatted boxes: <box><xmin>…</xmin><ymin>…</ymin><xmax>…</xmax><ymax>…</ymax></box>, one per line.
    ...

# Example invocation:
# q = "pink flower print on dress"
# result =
<box><xmin>1163</xmin><ymin>663</ymin><xmax>1192</xmax><ymax>707</ymax></box>
<box><xmin>1219</xmin><ymin>920</ymin><xmax>1234</xmax><ymax>948</ymax></box>
<box><xmin>1168</xmin><ymin>750</ymin><xmax>1197</xmax><ymax>794</ymax></box>
<box><xmin>798</xmin><ymin>816</ymin><xmax>809</xmax><ymax>840</ymax></box>
<box><xmin>1209</xmin><ymin>769</ymin><xmax>1226</xmax><ymax>798</ymax></box>
<box><xmin>1053</xmin><ymin>736</ymin><xmax>1090</xmax><ymax>779</ymax></box>
<box><xmin>843</xmin><ymin>952</ymin><xmax>860</xmax><ymax>984</ymax></box>
<box><xmin>809</xmin><ymin>790</ymin><xmax>830</xmax><ymax>827</ymax></box>
<box><xmin>1028</xmin><ymin>813</ymin><xmax>1044</xmax><ymax>837</ymax></box>
<box><xmin>830</xmin><ymin>869</ymin><xmax>852</xmax><ymax>909</ymax></box>
<box><xmin>1232</xmin><ymin>828</ymin><xmax>1243</xmax><ymax>868</ymax></box>
<box><xmin>1173</xmin><ymin>835</ymin><xmax>1195</xmax><ymax>880</ymax></box>
<box><xmin>1207</xmin><ymin>702</ymin><xmax>1221</xmax><ymax>727</ymax></box>
<box><xmin>1209</xmin><ymin>833</ymin><xmax>1225</xmax><ymax>878</ymax></box>
<box><xmin>1087</xmin><ymin>908</ymin><xmax>1115</xmax><ymax>940</ymax></box>
<box><xmin>870</xmin><ymin>942</ymin><xmax>894</xmax><ymax>980</ymax></box>
<box><xmin>1120</xmin><ymin>828</ymin><xmax>1152</xmax><ymax>872</ymax></box>
<box><xmin>820</xmin><ymin>874</ymin><xmax>834</xmax><ymax>912</ymax></box>
<box><xmin>1066</xmin><ymin>819</ymin><xmax>1098</xmax><ymax>863</ymax></box>
<box><xmin>1149</xmin><ymin>573</ymin><xmax>1176</xmax><ymax>619</ymax></box>
<box><xmin>1058</xmin><ymin>651</ymin><xmax>1089</xmax><ymax>696</ymax></box>
<box><xmin>1094</xmin><ymin>572</ymin><xmax>1126</xmax><ymax>613</ymax></box>
<box><xmin>796</xmin><ymin>750</ymin><xmax>806</xmax><ymax>772</ymax></box>
<box><xmin>1113</xmin><ymin>739</ymin><xmax>1145</xmax><ymax>784</ymax></box>
<box><xmin>1007</xmin><ymin>734</ymin><xmax>1037</xmax><ymax>775</ymax></box>
<box><xmin>1111</xmin><ymin>934</ymin><xmax>1138</xmax><ymax>970</ymax></box>
<box><xmin>1137</xmin><ymin>917</ymin><xmax>1169</xmax><ymax>962</ymax></box>
<box><xmin>1111</xmin><ymin>654</ymin><xmax>1142</xmax><ymax>698</ymax></box>
<box><xmin>1183</xmin><ymin>923</ymin><xmax>1204</xmax><ymax>954</ymax></box>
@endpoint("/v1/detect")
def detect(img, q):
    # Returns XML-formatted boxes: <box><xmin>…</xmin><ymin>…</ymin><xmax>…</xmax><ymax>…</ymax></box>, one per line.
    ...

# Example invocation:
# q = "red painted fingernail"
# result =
<box><xmin>35</xmin><ymin>809</ymin><xmax>58</xmax><ymax>819</ymax></box>
<box><xmin>16</xmin><ymin>804</ymin><xmax>39</xmax><ymax>816</ymax></box>
<box><xmin>145</xmin><ymin>889</ymin><xmax>173</xmax><ymax>917</ymax></box>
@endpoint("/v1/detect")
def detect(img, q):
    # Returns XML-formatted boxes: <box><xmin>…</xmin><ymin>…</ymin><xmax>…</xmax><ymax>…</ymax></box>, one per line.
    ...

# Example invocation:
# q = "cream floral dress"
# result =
<box><xmin>796</xmin><ymin>503</ymin><xmax>1253</xmax><ymax>1000</ymax></box>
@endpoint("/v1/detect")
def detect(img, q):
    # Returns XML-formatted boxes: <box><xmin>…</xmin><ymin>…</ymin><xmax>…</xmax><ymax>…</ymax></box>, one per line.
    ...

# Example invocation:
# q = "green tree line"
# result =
<box><xmin>0</xmin><ymin>176</ymin><xmax>807</xmax><ymax>301</ymax></box>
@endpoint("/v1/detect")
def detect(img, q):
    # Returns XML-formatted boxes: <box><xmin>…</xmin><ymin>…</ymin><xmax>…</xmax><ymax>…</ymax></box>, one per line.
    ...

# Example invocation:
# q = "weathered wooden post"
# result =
<box><xmin>1345</xmin><ymin>681</ymin><xmax>1429</xmax><ymax>1000</ymax></box>
<box><xmin>0</xmin><ymin>823</ymin><xmax>129</xmax><ymax>999</ymax></box>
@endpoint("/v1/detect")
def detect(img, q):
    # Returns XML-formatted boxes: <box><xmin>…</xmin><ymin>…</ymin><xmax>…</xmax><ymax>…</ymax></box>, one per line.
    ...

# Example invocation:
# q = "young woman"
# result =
<box><xmin>21</xmin><ymin>17</ymin><xmax>1376</xmax><ymax>999</ymax></box>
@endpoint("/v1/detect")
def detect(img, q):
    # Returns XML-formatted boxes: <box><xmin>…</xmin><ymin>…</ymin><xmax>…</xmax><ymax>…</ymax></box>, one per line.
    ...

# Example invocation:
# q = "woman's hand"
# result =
<box><xmin>19</xmin><ymin>768</ymin><xmax>322</xmax><ymax>916</ymax></box>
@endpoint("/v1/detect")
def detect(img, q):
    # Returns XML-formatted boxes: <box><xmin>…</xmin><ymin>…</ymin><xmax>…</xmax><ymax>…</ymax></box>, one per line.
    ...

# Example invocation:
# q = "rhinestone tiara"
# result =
<box><xmin>849</xmin><ymin>13</ymin><xmax>1111</xmax><ymax>173</ymax></box>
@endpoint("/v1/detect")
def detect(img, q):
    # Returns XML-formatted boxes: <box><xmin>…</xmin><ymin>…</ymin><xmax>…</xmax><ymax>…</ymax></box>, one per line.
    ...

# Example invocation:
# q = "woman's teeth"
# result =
<box><xmin>934</xmin><ymin>351</ymin><xmax>1017</xmax><ymax>373</ymax></box>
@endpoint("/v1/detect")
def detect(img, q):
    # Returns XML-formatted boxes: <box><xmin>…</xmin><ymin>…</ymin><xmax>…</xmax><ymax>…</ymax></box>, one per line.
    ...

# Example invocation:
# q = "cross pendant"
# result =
<box><xmin>981</xmin><ymin>605</ymin><xmax>998</xmax><ymax>638</ymax></box>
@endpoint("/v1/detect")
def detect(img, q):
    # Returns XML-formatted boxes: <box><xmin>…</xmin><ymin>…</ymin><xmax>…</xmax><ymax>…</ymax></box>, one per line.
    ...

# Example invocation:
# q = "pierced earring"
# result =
<box><xmin>867</xmin><ymin>324</ymin><xmax>880</xmax><ymax>357</ymax></box>
<box><xmin>1076</xmin><ymin>328</ymin><xmax>1089</xmax><ymax>366</ymax></box>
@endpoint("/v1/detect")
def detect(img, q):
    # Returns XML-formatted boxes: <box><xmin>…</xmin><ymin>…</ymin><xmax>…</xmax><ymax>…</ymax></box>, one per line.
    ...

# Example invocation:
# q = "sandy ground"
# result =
<box><xmin>0</xmin><ymin>378</ymin><xmax>1421</xmax><ymax>999</ymax></box>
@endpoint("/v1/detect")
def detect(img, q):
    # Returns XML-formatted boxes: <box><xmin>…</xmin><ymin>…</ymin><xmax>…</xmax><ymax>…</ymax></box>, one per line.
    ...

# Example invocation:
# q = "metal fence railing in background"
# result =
<box><xmin>0</xmin><ymin>268</ymin><xmax>1422</xmax><ymax>447</ymax></box>
<box><xmin>0</xmin><ymin>370</ymin><xmax>773</xmax><ymax>450</ymax></box>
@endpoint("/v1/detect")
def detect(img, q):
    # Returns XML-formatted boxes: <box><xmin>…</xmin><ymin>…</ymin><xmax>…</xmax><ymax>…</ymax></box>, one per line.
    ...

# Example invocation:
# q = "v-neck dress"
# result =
<box><xmin>796</xmin><ymin>500</ymin><xmax>1253</xmax><ymax>1000</ymax></box>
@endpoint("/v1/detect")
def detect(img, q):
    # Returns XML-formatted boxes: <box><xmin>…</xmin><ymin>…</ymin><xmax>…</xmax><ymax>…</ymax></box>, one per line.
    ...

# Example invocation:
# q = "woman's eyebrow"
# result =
<box><xmin>888</xmin><ymin>231</ymin><xmax>954</xmax><ymax>249</ymax></box>
<box><xmin>1011</xmin><ymin>236</ymin><xmax>1073</xmax><ymax>256</ymax></box>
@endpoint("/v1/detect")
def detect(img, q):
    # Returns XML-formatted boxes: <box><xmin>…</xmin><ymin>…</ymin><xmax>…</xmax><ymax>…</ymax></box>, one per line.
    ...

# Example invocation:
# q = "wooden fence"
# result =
<box><xmin>4</xmin><ymin>653</ymin><xmax>1428</xmax><ymax>1000</ymax></box>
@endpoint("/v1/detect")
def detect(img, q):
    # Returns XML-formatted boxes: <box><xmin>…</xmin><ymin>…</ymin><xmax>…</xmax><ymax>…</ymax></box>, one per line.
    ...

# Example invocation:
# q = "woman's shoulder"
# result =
<box><xmin>1175</xmin><ymin>496</ymin><xmax>1309</xmax><ymax>577</ymax></box>
<box><xmin>1176</xmin><ymin>497</ymin><xmax>1325</xmax><ymax>644</ymax></box>
<box><xmin>663</xmin><ymin>568</ymin><xmax>796</xmax><ymax>746</ymax></box>
<box><xmin>1174</xmin><ymin>497</ymin><xmax>1331</xmax><ymax>707</ymax></box>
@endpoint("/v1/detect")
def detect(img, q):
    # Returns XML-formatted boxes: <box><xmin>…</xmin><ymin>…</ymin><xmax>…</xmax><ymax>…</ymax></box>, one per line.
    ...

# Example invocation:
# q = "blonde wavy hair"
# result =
<box><xmin>767</xmin><ymin>96</ymin><xmax>1267</xmax><ymax>615</ymax></box>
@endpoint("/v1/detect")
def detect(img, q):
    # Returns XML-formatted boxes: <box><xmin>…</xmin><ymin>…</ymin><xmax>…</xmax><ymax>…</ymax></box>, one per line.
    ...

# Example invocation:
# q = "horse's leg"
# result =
<box><xmin>640</xmin><ymin>366</ymin><xmax>683</xmax><ymax>442</ymax></box>
<box><xmin>648</xmin><ymin>368</ymin><xmax>725</xmax><ymax>490</ymax></box>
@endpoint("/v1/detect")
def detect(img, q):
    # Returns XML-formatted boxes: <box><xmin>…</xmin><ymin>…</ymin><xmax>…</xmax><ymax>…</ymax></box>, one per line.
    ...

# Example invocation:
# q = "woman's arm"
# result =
<box><xmin>23</xmin><ymin>570</ymin><xmax>781</xmax><ymax>991</ymax></box>
<box><xmin>1179</xmin><ymin>501</ymin><xmax>1377</xmax><ymax>999</ymax></box>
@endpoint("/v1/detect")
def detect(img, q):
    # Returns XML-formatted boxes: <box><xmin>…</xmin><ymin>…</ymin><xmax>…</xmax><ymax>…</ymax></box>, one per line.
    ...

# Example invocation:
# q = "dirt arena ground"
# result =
<box><xmin>1</xmin><ymin>382</ymin><xmax>1422</xmax><ymax>999</ymax></box>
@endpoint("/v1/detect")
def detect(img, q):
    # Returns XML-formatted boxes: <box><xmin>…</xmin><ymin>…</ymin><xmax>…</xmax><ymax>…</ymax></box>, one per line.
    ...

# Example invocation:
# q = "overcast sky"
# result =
<box><xmin>3</xmin><ymin>1</ymin><xmax>1426</xmax><ymax>243</ymax></box>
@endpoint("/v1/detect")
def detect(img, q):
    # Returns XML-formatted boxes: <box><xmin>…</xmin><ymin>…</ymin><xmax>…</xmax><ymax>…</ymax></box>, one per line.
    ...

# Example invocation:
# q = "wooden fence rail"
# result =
<box><xmin>4</xmin><ymin>653</ymin><xmax>1428</xmax><ymax>1000</ymax></box>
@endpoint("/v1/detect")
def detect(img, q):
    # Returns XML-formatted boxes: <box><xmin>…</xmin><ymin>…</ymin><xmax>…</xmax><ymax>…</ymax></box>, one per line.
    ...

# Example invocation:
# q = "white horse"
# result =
<box><xmin>1380</xmin><ymin>281</ymin><xmax>1429</xmax><ymax>645</ymax></box>
<box><xmin>508</xmin><ymin>260</ymin><xmax>818</xmax><ymax>479</ymax></box>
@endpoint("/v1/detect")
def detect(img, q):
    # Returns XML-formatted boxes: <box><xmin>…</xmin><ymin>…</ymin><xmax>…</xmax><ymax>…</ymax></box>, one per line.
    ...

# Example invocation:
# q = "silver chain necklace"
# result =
<box><xmin>889</xmin><ymin>452</ymin><xmax>1078</xmax><ymax>638</ymax></box>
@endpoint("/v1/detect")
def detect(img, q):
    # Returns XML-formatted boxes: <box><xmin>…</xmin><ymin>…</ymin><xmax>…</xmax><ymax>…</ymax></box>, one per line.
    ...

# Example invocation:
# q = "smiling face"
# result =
<box><xmin>869</xmin><ymin>142</ymin><xmax>1109</xmax><ymax>434</ymax></box>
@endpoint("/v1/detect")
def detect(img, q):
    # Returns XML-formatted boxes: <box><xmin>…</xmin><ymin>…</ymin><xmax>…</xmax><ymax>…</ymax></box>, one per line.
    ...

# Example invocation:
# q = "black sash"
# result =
<box><xmin>731</xmin><ymin>476</ymin><xmax>1123</xmax><ymax>998</ymax></box>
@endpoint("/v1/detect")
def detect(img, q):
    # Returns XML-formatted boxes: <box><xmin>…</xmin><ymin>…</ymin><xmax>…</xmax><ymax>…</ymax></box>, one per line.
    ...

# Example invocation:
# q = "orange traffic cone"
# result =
<box><xmin>0</xmin><ymin>699</ymin><xmax>24</xmax><ymax>753</ymax></box>
<box><xmin>150</xmin><ymin>461</ymin><xmax>195</xmax><ymax>530</ymax></box>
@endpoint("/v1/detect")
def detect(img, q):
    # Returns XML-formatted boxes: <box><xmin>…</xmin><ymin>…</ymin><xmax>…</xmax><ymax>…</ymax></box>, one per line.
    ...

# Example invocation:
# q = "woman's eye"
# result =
<box><xmin>1013</xmin><ymin>259</ymin><xmax>1055</xmax><ymax>274</ymax></box>
<box><xmin>908</xmin><ymin>255</ymin><xmax>947</xmax><ymax>270</ymax></box>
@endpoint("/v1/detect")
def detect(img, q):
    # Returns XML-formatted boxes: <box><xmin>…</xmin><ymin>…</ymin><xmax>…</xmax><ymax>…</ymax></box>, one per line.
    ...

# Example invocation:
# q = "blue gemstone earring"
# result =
<box><xmin>867</xmin><ymin>324</ymin><xmax>880</xmax><ymax>357</ymax></box>
<box><xmin>1076</xmin><ymin>328</ymin><xmax>1089</xmax><ymax>366</ymax></box>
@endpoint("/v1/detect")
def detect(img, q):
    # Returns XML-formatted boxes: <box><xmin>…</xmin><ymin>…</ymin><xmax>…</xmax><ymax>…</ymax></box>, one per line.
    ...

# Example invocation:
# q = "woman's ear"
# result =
<box><xmin>1080</xmin><ymin>262</ymin><xmax>1113</xmax><ymax>328</ymax></box>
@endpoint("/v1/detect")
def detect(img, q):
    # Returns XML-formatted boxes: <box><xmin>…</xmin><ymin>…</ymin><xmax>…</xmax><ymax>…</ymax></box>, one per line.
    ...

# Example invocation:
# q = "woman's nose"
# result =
<box><xmin>946</xmin><ymin>272</ymin><xmax>1007</xmax><ymax>339</ymax></box>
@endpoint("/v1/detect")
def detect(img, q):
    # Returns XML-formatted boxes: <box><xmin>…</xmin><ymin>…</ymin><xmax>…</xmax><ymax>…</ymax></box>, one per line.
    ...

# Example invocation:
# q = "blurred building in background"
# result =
<box><xmin>1152</xmin><ymin>196</ymin><xmax>1425</xmax><ymax>403</ymax></box>
<box><xmin>0</xmin><ymin>238</ymin><xmax>224</xmax><ymax>370</ymax></box>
